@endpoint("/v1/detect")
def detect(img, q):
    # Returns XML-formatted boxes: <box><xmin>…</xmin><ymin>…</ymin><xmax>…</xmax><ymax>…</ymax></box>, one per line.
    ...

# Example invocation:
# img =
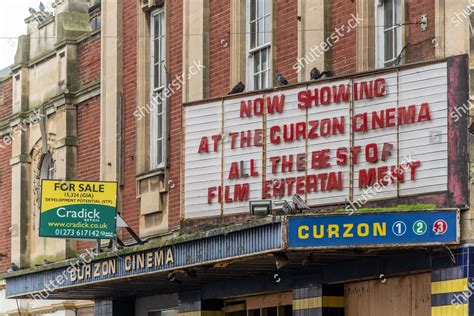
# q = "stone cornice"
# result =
<box><xmin>0</xmin><ymin>82</ymin><xmax>100</xmax><ymax>137</ymax></box>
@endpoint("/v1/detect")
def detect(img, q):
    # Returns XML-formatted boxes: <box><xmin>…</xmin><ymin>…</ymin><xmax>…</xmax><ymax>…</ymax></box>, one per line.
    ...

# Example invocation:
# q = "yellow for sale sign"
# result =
<box><xmin>40</xmin><ymin>180</ymin><xmax>117</xmax><ymax>239</ymax></box>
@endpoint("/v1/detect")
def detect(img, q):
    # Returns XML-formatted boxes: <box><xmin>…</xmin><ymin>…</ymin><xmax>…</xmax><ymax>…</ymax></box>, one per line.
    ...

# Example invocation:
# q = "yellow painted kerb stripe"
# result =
<box><xmin>293</xmin><ymin>297</ymin><xmax>322</xmax><ymax>310</ymax></box>
<box><xmin>431</xmin><ymin>304</ymin><xmax>468</xmax><ymax>316</ymax></box>
<box><xmin>322</xmin><ymin>296</ymin><xmax>344</xmax><ymax>308</ymax></box>
<box><xmin>202</xmin><ymin>312</ymin><xmax>223</xmax><ymax>316</ymax></box>
<box><xmin>432</xmin><ymin>278</ymin><xmax>468</xmax><ymax>295</ymax></box>
<box><xmin>179</xmin><ymin>312</ymin><xmax>223</xmax><ymax>316</ymax></box>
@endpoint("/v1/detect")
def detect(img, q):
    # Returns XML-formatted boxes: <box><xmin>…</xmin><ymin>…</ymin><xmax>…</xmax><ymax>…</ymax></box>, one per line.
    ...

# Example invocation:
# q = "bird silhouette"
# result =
<box><xmin>276</xmin><ymin>74</ymin><xmax>289</xmax><ymax>86</ymax></box>
<box><xmin>9</xmin><ymin>262</ymin><xmax>20</xmax><ymax>272</ymax></box>
<box><xmin>44</xmin><ymin>259</ymin><xmax>53</xmax><ymax>265</ymax></box>
<box><xmin>39</xmin><ymin>2</ymin><xmax>46</xmax><ymax>11</ymax></box>
<box><xmin>310</xmin><ymin>67</ymin><xmax>333</xmax><ymax>80</ymax></box>
<box><xmin>29</xmin><ymin>7</ymin><xmax>46</xmax><ymax>23</ymax></box>
<box><xmin>228</xmin><ymin>81</ymin><xmax>245</xmax><ymax>95</ymax></box>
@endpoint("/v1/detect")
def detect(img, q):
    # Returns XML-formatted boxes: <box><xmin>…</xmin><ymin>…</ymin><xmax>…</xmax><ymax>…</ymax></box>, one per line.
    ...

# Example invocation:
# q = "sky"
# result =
<box><xmin>0</xmin><ymin>0</ymin><xmax>53</xmax><ymax>69</ymax></box>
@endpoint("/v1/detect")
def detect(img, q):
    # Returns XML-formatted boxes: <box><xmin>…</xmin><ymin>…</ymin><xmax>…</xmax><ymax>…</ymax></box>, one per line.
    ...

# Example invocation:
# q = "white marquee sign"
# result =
<box><xmin>184</xmin><ymin>62</ymin><xmax>449</xmax><ymax>218</ymax></box>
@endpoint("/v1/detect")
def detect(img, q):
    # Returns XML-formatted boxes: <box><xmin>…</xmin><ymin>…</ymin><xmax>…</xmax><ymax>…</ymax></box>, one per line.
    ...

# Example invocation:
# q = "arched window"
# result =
<box><xmin>40</xmin><ymin>153</ymin><xmax>55</xmax><ymax>180</ymax></box>
<box><xmin>37</xmin><ymin>153</ymin><xmax>55</xmax><ymax>211</ymax></box>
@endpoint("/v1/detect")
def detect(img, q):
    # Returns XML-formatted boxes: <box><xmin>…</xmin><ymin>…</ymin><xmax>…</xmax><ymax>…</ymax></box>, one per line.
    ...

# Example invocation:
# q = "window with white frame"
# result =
<box><xmin>247</xmin><ymin>0</ymin><xmax>271</xmax><ymax>90</ymax></box>
<box><xmin>150</xmin><ymin>8</ymin><xmax>167</xmax><ymax>169</ymax></box>
<box><xmin>376</xmin><ymin>0</ymin><xmax>403</xmax><ymax>68</ymax></box>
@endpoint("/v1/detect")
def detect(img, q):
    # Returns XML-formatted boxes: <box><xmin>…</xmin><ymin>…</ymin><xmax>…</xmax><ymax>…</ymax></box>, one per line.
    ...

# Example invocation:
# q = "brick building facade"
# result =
<box><xmin>1</xmin><ymin>0</ymin><xmax>474</xmax><ymax>315</ymax></box>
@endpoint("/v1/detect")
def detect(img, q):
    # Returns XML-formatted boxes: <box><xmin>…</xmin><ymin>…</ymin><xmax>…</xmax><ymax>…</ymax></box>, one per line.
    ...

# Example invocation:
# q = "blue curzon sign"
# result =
<box><xmin>288</xmin><ymin>210</ymin><xmax>459</xmax><ymax>248</ymax></box>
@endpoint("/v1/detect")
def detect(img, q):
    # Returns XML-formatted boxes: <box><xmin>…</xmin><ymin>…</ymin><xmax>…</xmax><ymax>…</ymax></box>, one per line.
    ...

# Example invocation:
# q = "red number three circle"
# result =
<box><xmin>433</xmin><ymin>219</ymin><xmax>448</xmax><ymax>235</ymax></box>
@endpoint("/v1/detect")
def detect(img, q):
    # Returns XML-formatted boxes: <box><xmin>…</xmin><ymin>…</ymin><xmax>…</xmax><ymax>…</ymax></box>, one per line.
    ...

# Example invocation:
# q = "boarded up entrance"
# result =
<box><xmin>345</xmin><ymin>273</ymin><xmax>431</xmax><ymax>316</ymax></box>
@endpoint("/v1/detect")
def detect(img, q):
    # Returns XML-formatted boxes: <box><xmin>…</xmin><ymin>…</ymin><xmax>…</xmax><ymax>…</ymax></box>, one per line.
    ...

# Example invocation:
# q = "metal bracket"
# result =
<box><xmin>421</xmin><ymin>14</ymin><xmax>428</xmax><ymax>32</ymax></box>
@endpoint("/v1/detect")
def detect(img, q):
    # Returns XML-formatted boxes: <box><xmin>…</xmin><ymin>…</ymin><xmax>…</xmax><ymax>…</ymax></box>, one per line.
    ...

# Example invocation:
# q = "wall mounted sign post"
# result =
<box><xmin>287</xmin><ymin>210</ymin><xmax>459</xmax><ymax>248</ymax></box>
<box><xmin>39</xmin><ymin>180</ymin><xmax>118</xmax><ymax>239</ymax></box>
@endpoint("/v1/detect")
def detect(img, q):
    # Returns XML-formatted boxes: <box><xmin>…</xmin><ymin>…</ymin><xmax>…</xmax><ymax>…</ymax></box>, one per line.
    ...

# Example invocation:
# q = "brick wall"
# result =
<box><xmin>122</xmin><ymin>0</ymin><xmax>438</xmax><ymax>234</ymax></box>
<box><xmin>0</xmin><ymin>78</ymin><xmax>12</xmax><ymax>121</ymax></box>
<box><xmin>275</xmin><ymin>0</ymin><xmax>298</xmax><ymax>84</ymax></box>
<box><xmin>168</xmin><ymin>0</ymin><xmax>184</xmax><ymax>229</ymax></box>
<box><xmin>0</xmin><ymin>142</ymin><xmax>11</xmax><ymax>272</ymax></box>
<box><xmin>0</xmin><ymin>76</ymin><xmax>12</xmax><ymax>272</ymax></box>
<box><xmin>76</xmin><ymin>95</ymin><xmax>101</xmax><ymax>251</ymax></box>
<box><xmin>406</xmin><ymin>0</ymin><xmax>436</xmax><ymax>64</ymax></box>
<box><xmin>78</xmin><ymin>33</ymin><xmax>102</xmax><ymax>88</ymax></box>
<box><xmin>330</xmin><ymin>0</ymin><xmax>357</xmax><ymax>75</ymax></box>
<box><xmin>121</xmin><ymin>0</ymin><xmax>141</xmax><ymax>234</ymax></box>
<box><xmin>209</xmin><ymin>0</ymin><xmax>231</xmax><ymax>98</ymax></box>
<box><xmin>76</xmin><ymin>96</ymin><xmax>101</xmax><ymax>182</ymax></box>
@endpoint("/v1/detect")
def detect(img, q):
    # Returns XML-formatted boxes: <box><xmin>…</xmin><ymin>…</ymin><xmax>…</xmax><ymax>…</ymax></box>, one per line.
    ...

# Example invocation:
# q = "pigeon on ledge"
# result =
<box><xmin>7</xmin><ymin>262</ymin><xmax>20</xmax><ymax>273</ymax></box>
<box><xmin>276</xmin><ymin>74</ymin><xmax>289</xmax><ymax>86</ymax></box>
<box><xmin>310</xmin><ymin>67</ymin><xmax>334</xmax><ymax>80</ymax></box>
<box><xmin>228</xmin><ymin>81</ymin><xmax>245</xmax><ymax>95</ymax></box>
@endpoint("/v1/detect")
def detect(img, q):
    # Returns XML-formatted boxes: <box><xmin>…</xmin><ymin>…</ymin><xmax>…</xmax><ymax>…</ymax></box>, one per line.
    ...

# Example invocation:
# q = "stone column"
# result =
<box><xmin>183</xmin><ymin>0</ymin><xmax>210</xmax><ymax>102</ymax></box>
<box><xmin>356</xmin><ymin>0</ymin><xmax>376</xmax><ymax>72</ymax></box>
<box><xmin>51</xmin><ymin>104</ymin><xmax>78</xmax><ymax>259</ymax></box>
<box><xmin>9</xmin><ymin>36</ymin><xmax>31</xmax><ymax>267</ymax></box>
<box><xmin>296</xmin><ymin>0</ymin><xmax>330</xmax><ymax>82</ymax></box>
<box><xmin>10</xmin><ymin>125</ymin><xmax>30</xmax><ymax>268</ymax></box>
<box><xmin>229</xmin><ymin>0</ymin><xmax>246</xmax><ymax>87</ymax></box>
<box><xmin>100</xmin><ymin>0</ymin><xmax>122</xmax><ymax>182</ymax></box>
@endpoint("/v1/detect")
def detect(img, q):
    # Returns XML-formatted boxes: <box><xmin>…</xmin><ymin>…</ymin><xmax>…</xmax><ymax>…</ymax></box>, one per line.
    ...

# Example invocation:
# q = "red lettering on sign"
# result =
<box><xmin>267</xmin><ymin>95</ymin><xmax>285</xmax><ymax>114</ymax></box>
<box><xmin>374</xmin><ymin>78</ymin><xmax>386</xmax><ymax>97</ymax></box>
<box><xmin>198</xmin><ymin>137</ymin><xmax>209</xmax><ymax>153</ymax></box>
<box><xmin>228</xmin><ymin>162</ymin><xmax>239</xmax><ymax>179</ymax></box>
<box><xmin>282</xmin><ymin>155</ymin><xmax>293</xmax><ymax>173</ymax></box>
<box><xmin>333</xmin><ymin>84</ymin><xmax>350</xmax><ymax>103</ymax></box>
<box><xmin>418</xmin><ymin>103</ymin><xmax>431</xmax><ymax>122</ymax></box>
<box><xmin>311</xmin><ymin>150</ymin><xmax>331</xmax><ymax>169</ymax></box>
<box><xmin>365</xmin><ymin>143</ymin><xmax>378</xmax><ymax>163</ymax></box>
<box><xmin>211</xmin><ymin>134</ymin><xmax>221</xmax><ymax>152</ymax></box>
<box><xmin>240</xmin><ymin>95</ymin><xmax>285</xmax><ymax>118</ymax></box>
<box><xmin>336</xmin><ymin>147</ymin><xmax>348</xmax><ymax>166</ymax></box>
<box><xmin>208</xmin><ymin>184</ymin><xmax>250</xmax><ymax>204</ymax></box>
